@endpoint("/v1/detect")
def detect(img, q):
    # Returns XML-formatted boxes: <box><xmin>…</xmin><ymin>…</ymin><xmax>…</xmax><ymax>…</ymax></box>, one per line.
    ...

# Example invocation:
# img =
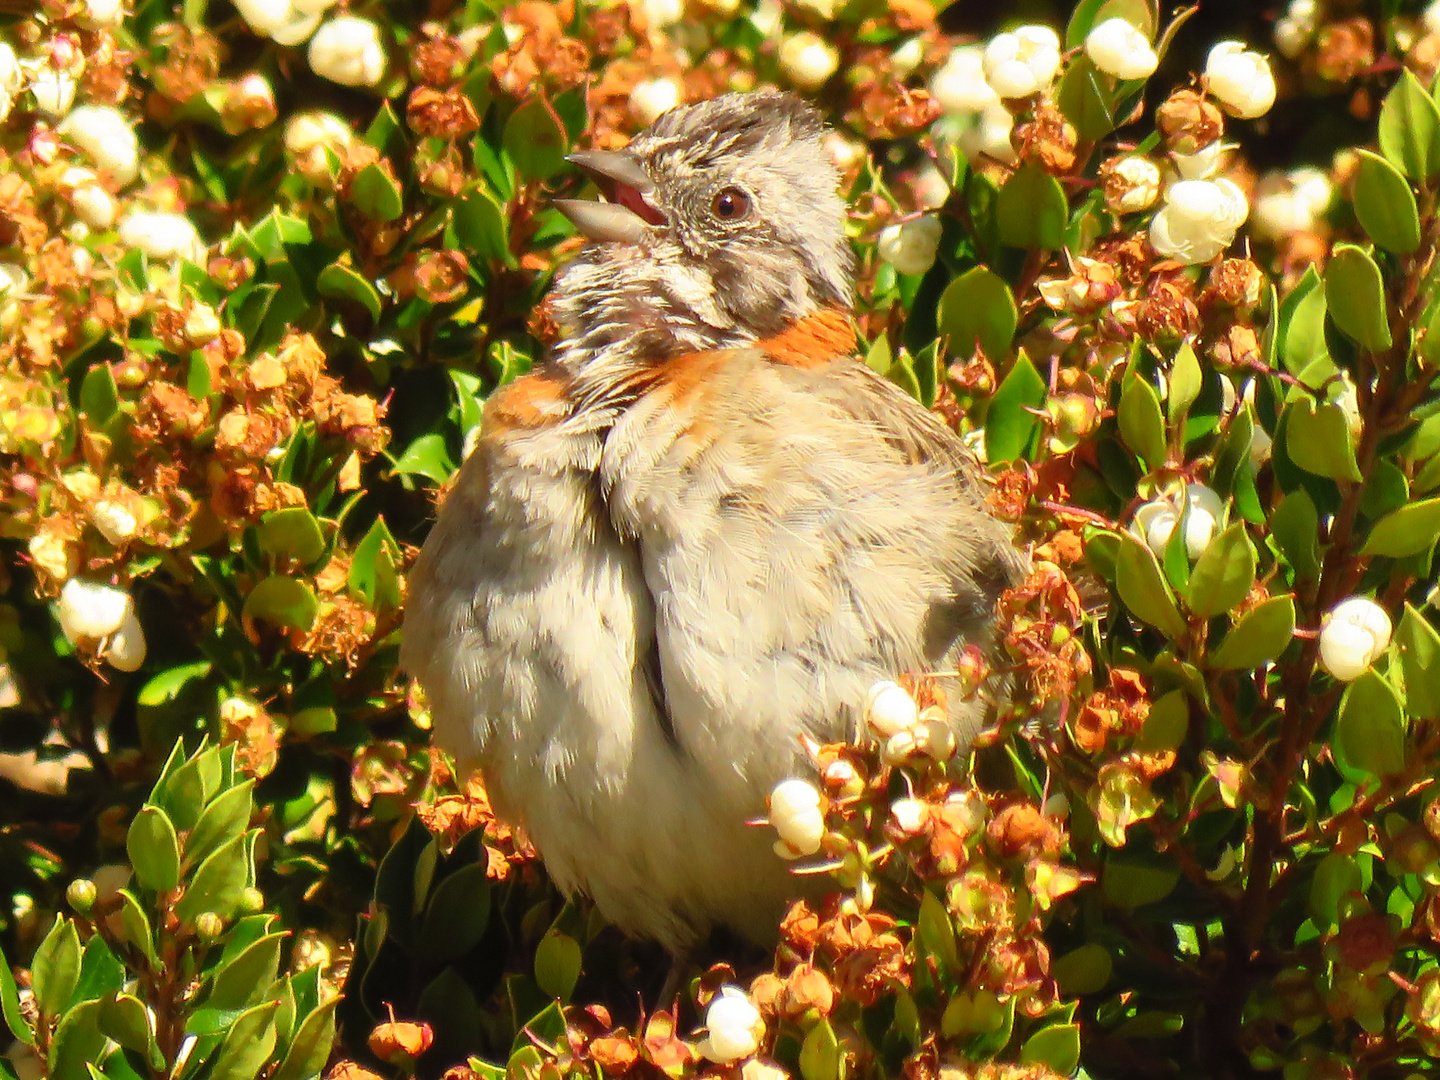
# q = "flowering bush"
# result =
<box><xmin>2</xmin><ymin>1</ymin><xmax>1440</xmax><ymax>1080</ymax></box>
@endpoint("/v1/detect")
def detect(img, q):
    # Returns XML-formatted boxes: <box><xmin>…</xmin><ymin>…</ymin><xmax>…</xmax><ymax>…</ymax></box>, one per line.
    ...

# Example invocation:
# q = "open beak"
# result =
<box><xmin>554</xmin><ymin>150</ymin><xmax>666</xmax><ymax>244</ymax></box>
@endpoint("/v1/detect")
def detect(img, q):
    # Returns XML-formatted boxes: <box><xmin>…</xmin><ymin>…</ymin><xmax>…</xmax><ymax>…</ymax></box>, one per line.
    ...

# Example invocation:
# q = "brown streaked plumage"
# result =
<box><xmin>402</xmin><ymin>91</ymin><xmax>1026</xmax><ymax>952</ymax></box>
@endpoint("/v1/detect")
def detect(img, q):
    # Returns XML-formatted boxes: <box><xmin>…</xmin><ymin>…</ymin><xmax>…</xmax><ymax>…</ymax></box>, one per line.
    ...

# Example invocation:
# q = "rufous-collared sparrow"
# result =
<box><xmin>402</xmin><ymin>91</ymin><xmax>1025</xmax><ymax>952</ymax></box>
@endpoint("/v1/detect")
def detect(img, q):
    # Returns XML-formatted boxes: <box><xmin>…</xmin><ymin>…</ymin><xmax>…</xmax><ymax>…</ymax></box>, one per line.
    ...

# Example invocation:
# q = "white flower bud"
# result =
<box><xmin>1170</xmin><ymin>141</ymin><xmax>1232</xmax><ymax>181</ymax></box>
<box><xmin>77</xmin><ymin>0</ymin><xmax>125</xmax><ymax>28</ymax></box>
<box><xmin>1149</xmin><ymin>178</ymin><xmax>1249</xmax><ymax>265</ymax></box>
<box><xmin>61</xmin><ymin>167</ymin><xmax>116</xmax><ymax>230</ymax></box>
<box><xmin>882</xmin><ymin>728</ymin><xmax>920</xmax><ymax>765</ymax></box>
<box><xmin>59</xmin><ymin>105</ymin><xmax>140</xmax><ymax>185</ymax></box>
<box><xmin>778</xmin><ymin>31</ymin><xmax>839</xmax><ymax>91</ymax></box>
<box><xmin>824</xmin><ymin>131</ymin><xmax>866</xmax><ymax>171</ymax></box>
<box><xmin>105</xmin><ymin>608</ymin><xmax>147</xmax><ymax>671</ymax></box>
<box><xmin>1273</xmin><ymin>16</ymin><xmax>1311</xmax><ymax>59</ymax></box>
<box><xmin>184</xmin><ymin>303</ymin><xmax>221</xmax><ymax>345</ymax></box>
<box><xmin>889</xmin><ymin>798</ymin><xmax>927</xmax><ymax>836</ymax></box>
<box><xmin>768</xmin><ymin>778</ymin><xmax>825</xmax><ymax>858</ymax></box>
<box><xmin>284</xmin><ymin>110</ymin><xmax>353</xmax><ymax>186</ymax></box>
<box><xmin>30</xmin><ymin>66</ymin><xmax>78</xmax><ymax>118</ymax></box>
<box><xmin>1085</xmin><ymin>18</ymin><xmax>1158</xmax><ymax>80</ymax></box>
<box><xmin>982</xmin><ymin>25</ymin><xmax>1061</xmax><ymax>99</ymax></box>
<box><xmin>639</xmin><ymin>0</ymin><xmax>684</xmax><ymax>28</ymax></box>
<box><xmin>1133</xmin><ymin>483</ymin><xmax>1224</xmax><ymax>560</ymax></box>
<box><xmin>877</xmin><ymin>215</ymin><xmax>941</xmax><ymax>277</ymax></box>
<box><xmin>944</xmin><ymin>790</ymin><xmax>988</xmax><ymax>835</ymax></box>
<box><xmin>308</xmin><ymin>16</ymin><xmax>387</xmax><ymax>87</ymax></box>
<box><xmin>0</xmin><ymin>262</ymin><xmax>27</xmax><ymax>296</ymax></box>
<box><xmin>863</xmin><ymin>680</ymin><xmax>920</xmax><ymax>737</ymax></box>
<box><xmin>916</xmin><ymin>717</ymin><xmax>957</xmax><ymax>760</ymax></box>
<box><xmin>700</xmin><ymin>987</ymin><xmax>763</xmax><ymax>1064</ymax></box>
<box><xmin>628</xmin><ymin>77</ymin><xmax>681</xmax><ymax>125</ymax></box>
<box><xmin>749</xmin><ymin>0</ymin><xmax>783</xmax><ymax>36</ymax></box>
<box><xmin>234</xmin><ymin>0</ymin><xmax>333</xmax><ymax>43</ymax></box>
<box><xmin>891</xmin><ymin>36</ymin><xmax>925</xmax><ymax>77</ymax></box>
<box><xmin>930</xmin><ymin>45</ymin><xmax>998</xmax><ymax>115</ymax></box>
<box><xmin>1105</xmin><ymin>155</ymin><xmax>1161</xmax><ymax>213</ymax></box>
<box><xmin>959</xmin><ymin>100</ymin><xmax>1017</xmax><ymax>164</ymax></box>
<box><xmin>118</xmin><ymin>211</ymin><xmax>204</xmax><ymax>263</ymax></box>
<box><xmin>1252</xmin><ymin>167</ymin><xmax>1332</xmax><ymax>239</ymax></box>
<box><xmin>91</xmin><ymin>500</ymin><xmax>138</xmax><ymax>544</ymax></box>
<box><xmin>1249</xmin><ymin>424</ymin><xmax>1273</xmax><ymax>468</ymax></box>
<box><xmin>1426</xmin><ymin>1</ymin><xmax>1440</xmax><ymax>34</ymax></box>
<box><xmin>56</xmin><ymin>579</ymin><xmax>133</xmax><ymax>642</ymax></box>
<box><xmin>1204</xmin><ymin>41</ymin><xmax>1276</xmax><ymax>119</ymax></box>
<box><xmin>0</xmin><ymin>44</ymin><xmax>20</xmax><ymax>94</ymax></box>
<box><xmin>1318</xmin><ymin>597</ymin><xmax>1392</xmax><ymax>682</ymax></box>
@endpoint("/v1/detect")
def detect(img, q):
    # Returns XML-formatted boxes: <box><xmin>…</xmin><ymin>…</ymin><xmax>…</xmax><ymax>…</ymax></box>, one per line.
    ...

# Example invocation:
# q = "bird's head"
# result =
<box><xmin>552</xmin><ymin>91</ymin><xmax>855</xmax><ymax>353</ymax></box>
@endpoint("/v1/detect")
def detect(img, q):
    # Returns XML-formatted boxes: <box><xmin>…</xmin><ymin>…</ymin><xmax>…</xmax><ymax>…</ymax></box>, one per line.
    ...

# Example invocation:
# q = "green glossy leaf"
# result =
<box><xmin>1420</xmin><ymin>293</ymin><xmax>1440</xmax><ymax>368</ymax></box>
<box><xmin>418</xmin><ymin>862</ymin><xmax>492</xmax><ymax>968</ymax></box>
<box><xmin>1279</xmin><ymin>269</ymin><xmax>1328</xmax><ymax>376</ymax></box>
<box><xmin>1360</xmin><ymin>460</ymin><xmax>1410</xmax><ymax>520</ymax></box>
<box><xmin>936</xmin><ymin>266</ymin><xmax>1016</xmax><ymax>360</ymax></box>
<box><xmin>1353</xmin><ymin>150</ymin><xmax>1420</xmax><ymax>254</ymax></box>
<box><xmin>117</xmin><ymin>891</ymin><xmax>158</xmax><ymax>970</ymax></box>
<box><xmin>257</xmin><ymin>508</ymin><xmax>326</xmax><ymax>566</ymax></box>
<box><xmin>1397</xmin><ymin>604</ymin><xmax>1440</xmax><ymax>720</ymax></box>
<box><xmin>349</xmin><ymin>516</ymin><xmax>402</xmax><ymax>611</ymax></box>
<box><xmin>1115</xmin><ymin>533</ymin><xmax>1188</xmax><ymax>641</ymax></box>
<box><xmin>504</xmin><ymin>96</ymin><xmax>569</xmax><ymax>181</ymax></box>
<box><xmin>208</xmin><ymin>1000</ymin><xmax>279</xmax><ymax>1080</ymax></box>
<box><xmin>533</xmin><ymin>930</ymin><xmax>581</xmax><ymax>1003</ymax></box>
<box><xmin>1055</xmin><ymin>54</ymin><xmax>1119</xmax><ymax>142</ymax></box>
<box><xmin>799</xmin><ymin>1017</ymin><xmax>842</xmax><ymax>1080</ymax></box>
<box><xmin>1324</xmin><ymin>245</ymin><xmax>1392</xmax><ymax>352</ymax></box>
<box><xmin>1270</xmin><ymin>490</ymin><xmax>1321</xmax><ymax>580</ymax></box>
<box><xmin>452</xmin><ymin>187</ymin><xmax>514</xmax><ymax>267</ymax></box>
<box><xmin>1209</xmin><ymin>595</ymin><xmax>1296</xmax><ymax>670</ymax></box>
<box><xmin>996</xmin><ymin>162</ymin><xmax>1068</xmax><ymax>249</ymax></box>
<box><xmin>1135</xmin><ymin>689</ymin><xmax>1189</xmax><ymax>752</ymax></box>
<box><xmin>99</xmin><ymin>994</ymin><xmax>157</xmax><ymax>1062</ymax></box>
<box><xmin>242</xmin><ymin>577</ymin><xmax>318</xmax><ymax>633</ymax></box>
<box><xmin>175</xmin><ymin>834</ymin><xmax>249</xmax><ymax>924</ymax></box>
<box><xmin>126</xmin><ymin>807</ymin><xmax>181</xmax><ymax>893</ymax></box>
<box><xmin>72</xmin><ymin>937</ymin><xmax>124</xmax><ymax>1007</ymax></box>
<box><xmin>985</xmin><ymin>352</ymin><xmax>1047</xmax><ymax>464</ymax></box>
<box><xmin>350</xmin><ymin>163</ymin><xmax>404</xmax><ymax>223</ymax></box>
<box><xmin>392</xmin><ymin>432</ymin><xmax>455</xmax><ymax>485</ymax></box>
<box><xmin>79</xmin><ymin>364</ymin><xmax>119</xmax><ymax>427</ymax></box>
<box><xmin>1020</xmin><ymin>1023</ymin><xmax>1081</xmax><ymax>1075</ymax></box>
<box><xmin>0</xmin><ymin>942</ymin><xmax>33</xmax><ymax>1044</ymax></box>
<box><xmin>1336</xmin><ymin>670</ymin><xmax>1405</xmax><ymax>776</ymax></box>
<box><xmin>1309</xmin><ymin>852</ymin><xmax>1360</xmax><ymax>928</ymax></box>
<box><xmin>31</xmin><ymin>915</ymin><xmax>81</xmax><ymax>1019</ymax></box>
<box><xmin>1118</xmin><ymin>374</ymin><xmax>1167</xmax><ymax>469</ymax></box>
<box><xmin>1184</xmin><ymin>524</ymin><xmax>1256</xmax><ymax>618</ymax></box>
<box><xmin>1359</xmin><ymin>497</ymin><xmax>1440</xmax><ymax>557</ymax></box>
<box><xmin>1051</xmin><ymin>943</ymin><xmax>1112</xmax><ymax>996</ymax></box>
<box><xmin>206</xmin><ymin>934</ymin><xmax>283</xmax><ymax>1011</ymax></box>
<box><xmin>1167</xmin><ymin>339</ymin><xmax>1201</xmax><ymax>425</ymax></box>
<box><xmin>1377</xmin><ymin>69</ymin><xmax>1440</xmax><ymax>182</ymax></box>
<box><xmin>186</xmin><ymin>781</ymin><xmax>253</xmax><ymax>871</ymax></box>
<box><xmin>917</xmin><ymin>889</ymin><xmax>959</xmax><ymax>973</ymax></box>
<box><xmin>1285</xmin><ymin>398</ymin><xmax>1361</xmax><ymax>481</ymax></box>
<box><xmin>316</xmin><ymin>263</ymin><xmax>382</xmax><ymax>322</ymax></box>
<box><xmin>48</xmin><ymin>999</ymin><xmax>105</xmax><ymax>1080</ymax></box>
<box><xmin>1102</xmin><ymin>859</ymin><xmax>1180</xmax><ymax>908</ymax></box>
<box><xmin>269</xmin><ymin>1000</ymin><xmax>339</xmax><ymax>1080</ymax></box>
<box><xmin>137</xmin><ymin>661</ymin><xmax>213</xmax><ymax>708</ymax></box>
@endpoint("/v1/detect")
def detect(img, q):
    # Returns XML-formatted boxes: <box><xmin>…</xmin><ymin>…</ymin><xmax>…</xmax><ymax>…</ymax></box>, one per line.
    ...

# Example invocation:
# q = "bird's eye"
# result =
<box><xmin>712</xmin><ymin>188</ymin><xmax>751</xmax><ymax>221</ymax></box>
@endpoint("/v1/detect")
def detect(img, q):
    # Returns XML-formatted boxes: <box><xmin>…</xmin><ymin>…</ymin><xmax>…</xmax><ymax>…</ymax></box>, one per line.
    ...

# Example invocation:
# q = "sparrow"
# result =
<box><xmin>402</xmin><ymin>91</ymin><xmax>1026</xmax><ymax>953</ymax></box>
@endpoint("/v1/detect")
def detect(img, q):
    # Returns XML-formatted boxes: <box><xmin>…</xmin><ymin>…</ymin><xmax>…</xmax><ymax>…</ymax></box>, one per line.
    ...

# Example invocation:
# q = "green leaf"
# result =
<box><xmin>72</xmin><ymin>937</ymin><xmax>123</xmax><ymax>1007</ymax></box>
<box><xmin>392</xmin><ymin>432</ymin><xmax>455</xmax><ymax>485</ymax></box>
<box><xmin>936</xmin><ymin>266</ymin><xmax>1016</xmax><ymax>360</ymax></box>
<box><xmin>1360</xmin><ymin>496</ymin><xmax>1440</xmax><ymax>557</ymax></box>
<box><xmin>1352</xmin><ymin>150</ymin><xmax>1421</xmax><ymax>254</ymax></box>
<box><xmin>799</xmin><ymin>1018</ymin><xmax>842</xmax><ymax>1080</ymax></box>
<box><xmin>1279</xmin><ymin>269</ymin><xmax>1329</xmax><ymax>376</ymax></box>
<box><xmin>175</xmin><ymin>834</ymin><xmax>249</xmax><ymax>924</ymax></box>
<box><xmin>1135</xmin><ymin>689</ymin><xmax>1189</xmax><ymax>752</ymax></box>
<box><xmin>1270</xmin><ymin>490</ymin><xmax>1322</xmax><ymax>580</ymax></box>
<box><xmin>1056</xmin><ymin>55</ymin><xmax>1120</xmax><ymax>142</ymax></box>
<box><xmin>48</xmin><ymin>999</ymin><xmax>105</xmax><ymax>1080</ymax></box>
<box><xmin>187</xmin><ymin>781</ymin><xmax>254</xmax><ymax>871</ymax></box>
<box><xmin>1209</xmin><ymin>595</ymin><xmax>1296</xmax><ymax>670</ymax></box>
<box><xmin>916</xmin><ymin>889</ymin><xmax>959</xmax><ymax>974</ymax></box>
<box><xmin>99</xmin><ymin>994</ymin><xmax>157</xmax><ymax>1062</ymax></box>
<box><xmin>1377</xmin><ymin>69</ymin><xmax>1440</xmax><ymax>183</ymax></box>
<box><xmin>996</xmin><ymin>162</ymin><xmax>1068</xmax><ymax>250</ymax></box>
<box><xmin>117</xmin><ymin>891</ymin><xmax>159</xmax><ymax>970</ymax></box>
<box><xmin>31</xmin><ymin>915</ymin><xmax>81</xmax><ymax>1019</ymax></box>
<box><xmin>533</xmin><ymin>931</ymin><xmax>581</xmax><ymax>1003</ymax></box>
<box><xmin>1020</xmin><ymin>1023</ymin><xmax>1081</xmax><ymax>1075</ymax></box>
<box><xmin>350</xmin><ymin>163</ymin><xmax>404</xmax><ymax>223</ymax></box>
<box><xmin>1397</xmin><ymin>604</ymin><xmax>1440</xmax><ymax>721</ymax></box>
<box><xmin>1051</xmin><ymin>943</ymin><xmax>1112</xmax><ymax>996</ymax></box>
<box><xmin>0</xmin><ymin>942</ymin><xmax>34</xmax><ymax>1044</ymax></box>
<box><xmin>269</xmin><ymin>1000</ymin><xmax>339</xmax><ymax>1080</ymax></box>
<box><xmin>206</xmin><ymin>934</ymin><xmax>283</xmax><ymax>1011</ymax></box>
<box><xmin>137</xmin><ymin>661</ymin><xmax>213</xmax><ymax>708</ymax></box>
<box><xmin>452</xmin><ymin>187</ymin><xmax>514</xmax><ymax>267</ymax></box>
<box><xmin>208</xmin><ymin>1000</ymin><xmax>279</xmax><ymax>1080</ymax></box>
<box><xmin>1285</xmin><ymin>398</ymin><xmax>1361</xmax><ymax>482</ymax></box>
<box><xmin>242</xmin><ymin>577</ymin><xmax>318</xmax><ymax>633</ymax></box>
<box><xmin>349</xmin><ymin>516</ymin><xmax>402</xmax><ymax>611</ymax></box>
<box><xmin>1167</xmin><ymin>340</ymin><xmax>1202</xmax><ymax>425</ymax></box>
<box><xmin>985</xmin><ymin>352</ymin><xmax>1047</xmax><ymax>464</ymax></box>
<box><xmin>79</xmin><ymin>364</ymin><xmax>119</xmax><ymax>427</ymax></box>
<box><xmin>257</xmin><ymin>508</ymin><xmax>326</xmax><ymax>567</ymax></box>
<box><xmin>1420</xmin><ymin>293</ymin><xmax>1440</xmax><ymax>368</ymax></box>
<box><xmin>1309</xmin><ymin>852</ymin><xmax>1360</xmax><ymax>928</ymax></box>
<box><xmin>417</xmin><ymin>862</ymin><xmax>492</xmax><ymax>968</ymax></box>
<box><xmin>126</xmin><ymin>807</ymin><xmax>181</xmax><ymax>893</ymax></box>
<box><xmin>1102</xmin><ymin>859</ymin><xmax>1180</xmax><ymax>908</ymax></box>
<box><xmin>1115</xmin><ymin>533</ymin><xmax>1189</xmax><ymax>641</ymax></box>
<box><xmin>1336</xmin><ymin>671</ymin><xmax>1406</xmax><ymax>776</ymax></box>
<box><xmin>1324</xmin><ymin>246</ymin><xmax>1392</xmax><ymax>352</ymax></box>
<box><xmin>316</xmin><ymin>263</ymin><xmax>382</xmax><ymax>322</ymax></box>
<box><xmin>504</xmin><ymin>96</ymin><xmax>569</xmax><ymax>181</ymax></box>
<box><xmin>1118</xmin><ymin>374</ymin><xmax>1167</xmax><ymax>470</ymax></box>
<box><xmin>1184</xmin><ymin>523</ymin><xmax>1256</xmax><ymax>618</ymax></box>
